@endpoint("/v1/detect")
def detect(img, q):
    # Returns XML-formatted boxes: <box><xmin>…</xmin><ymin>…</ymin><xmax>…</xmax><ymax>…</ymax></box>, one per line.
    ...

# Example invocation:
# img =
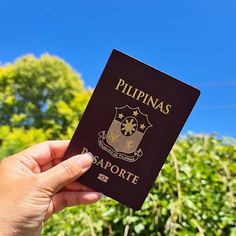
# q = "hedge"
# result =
<box><xmin>41</xmin><ymin>134</ymin><xmax>236</xmax><ymax>236</ymax></box>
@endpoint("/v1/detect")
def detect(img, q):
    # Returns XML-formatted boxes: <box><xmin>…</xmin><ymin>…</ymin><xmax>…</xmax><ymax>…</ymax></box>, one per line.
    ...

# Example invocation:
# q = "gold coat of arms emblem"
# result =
<box><xmin>98</xmin><ymin>105</ymin><xmax>152</xmax><ymax>162</ymax></box>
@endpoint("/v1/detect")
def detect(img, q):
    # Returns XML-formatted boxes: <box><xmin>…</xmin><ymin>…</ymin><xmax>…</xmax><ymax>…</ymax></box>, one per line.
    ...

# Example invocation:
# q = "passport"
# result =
<box><xmin>63</xmin><ymin>49</ymin><xmax>200</xmax><ymax>210</ymax></box>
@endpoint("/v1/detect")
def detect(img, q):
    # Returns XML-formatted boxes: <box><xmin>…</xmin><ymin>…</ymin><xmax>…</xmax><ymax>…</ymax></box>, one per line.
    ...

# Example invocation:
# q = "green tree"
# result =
<box><xmin>0</xmin><ymin>125</ymin><xmax>48</xmax><ymax>159</ymax></box>
<box><xmin>0</xmin><ymin>54</ymin><xmax>91</xmax><ymax>139</ymax></box>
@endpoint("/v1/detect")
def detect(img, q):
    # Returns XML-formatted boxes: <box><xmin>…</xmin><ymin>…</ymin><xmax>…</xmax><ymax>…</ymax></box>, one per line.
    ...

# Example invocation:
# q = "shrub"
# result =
<box><xmin>42</xmin><ymin>134</ymin><xmax>236</xmax><ymax>236</ymax></box>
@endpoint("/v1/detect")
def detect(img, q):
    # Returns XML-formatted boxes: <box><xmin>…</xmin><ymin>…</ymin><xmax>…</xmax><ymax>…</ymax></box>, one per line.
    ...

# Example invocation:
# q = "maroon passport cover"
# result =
<box><xmin>63</xmin><ymin>49</ymin><xmax>200</xmax><ymax>210</ymax></box>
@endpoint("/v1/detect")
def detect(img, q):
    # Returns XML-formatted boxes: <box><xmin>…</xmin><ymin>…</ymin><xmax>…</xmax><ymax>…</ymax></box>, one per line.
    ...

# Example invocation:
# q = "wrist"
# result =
<box><xmin>0</xmin><ymin>218</ymin><xmax>41</xmax><ymax>236</ymax></box>
<box><xmin>0</xmin><ymin>220</ymin><xmax>16</xmax><ymax>236</ymax></box>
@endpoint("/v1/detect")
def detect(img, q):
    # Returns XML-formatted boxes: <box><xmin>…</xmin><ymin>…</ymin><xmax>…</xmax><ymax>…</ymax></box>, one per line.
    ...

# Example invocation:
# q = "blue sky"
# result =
<box><xmin>0</xmin><ymin>0</ymin><xmax>236</xmax><ymax>138</ymax></box>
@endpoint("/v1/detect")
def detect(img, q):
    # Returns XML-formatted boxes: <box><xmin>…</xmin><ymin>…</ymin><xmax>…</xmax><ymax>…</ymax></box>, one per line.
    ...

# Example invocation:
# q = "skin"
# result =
<box><xmin>0</xmin><ymin>140</ymin><xmax>102</xmax><ymax>236</ymax></box>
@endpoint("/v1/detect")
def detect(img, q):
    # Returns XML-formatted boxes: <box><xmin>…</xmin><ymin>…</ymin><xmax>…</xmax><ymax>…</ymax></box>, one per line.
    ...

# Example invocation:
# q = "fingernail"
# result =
<box><xmin>75</xmin><ymin>153</ymin><xmax>94</xmax><ymax>169</ymax></box>
<box><xmin>97</xmin><ymin>192</ymin><xmax>104</xmax><ymax>199</ymax></box>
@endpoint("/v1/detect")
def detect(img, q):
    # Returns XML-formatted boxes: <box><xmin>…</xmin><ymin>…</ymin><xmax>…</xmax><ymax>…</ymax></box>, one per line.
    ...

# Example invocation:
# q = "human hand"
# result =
<box><xmin>0</xmin><ymin>140</ymin><xmax>102</xmax><ymax>236</ymax></box>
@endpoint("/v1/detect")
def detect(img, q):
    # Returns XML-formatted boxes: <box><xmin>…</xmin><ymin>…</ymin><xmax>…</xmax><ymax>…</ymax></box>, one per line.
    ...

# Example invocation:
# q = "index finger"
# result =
<box><xmin>20</xmin><ymin>140</ymin><xmax>71</xmax><ymax>167</ymax></box>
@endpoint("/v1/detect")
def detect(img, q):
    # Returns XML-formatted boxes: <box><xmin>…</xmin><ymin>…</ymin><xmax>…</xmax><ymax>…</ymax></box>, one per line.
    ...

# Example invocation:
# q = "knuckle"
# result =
<box><xmin>33</xmin><ymin>174</ymin><xmax>44</xmax><ymax>188</ymax></box>
<box><xmin>32</xmin><ymin>175</ymin><xmax>54</xmax><ymax>196</ymax></box>
<box><xmin>76</xmin><ymin>193</ymin><xmax>82</xmax><ymax>205</ymax></box>
<box><xmin>61</xmin><ymin>160</ymin><xmax>77</xmax><ymax>178</ymax></box>
<box><xmin>61</xmin><ymin>193</ymin><xmax>69</xmax><ymax>207</ymax></box>
<box><xmin>40</xmin><ymin>140</ymin><xmax>50</xmax><ymax>146</ymax></box>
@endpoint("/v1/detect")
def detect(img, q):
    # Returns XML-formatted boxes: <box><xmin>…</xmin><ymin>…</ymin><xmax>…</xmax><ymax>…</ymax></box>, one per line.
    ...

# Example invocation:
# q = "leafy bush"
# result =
<box><xmin>41</xmin><ymin>134</ymin><xmax>236</xmax><ymax>236</ymax></box>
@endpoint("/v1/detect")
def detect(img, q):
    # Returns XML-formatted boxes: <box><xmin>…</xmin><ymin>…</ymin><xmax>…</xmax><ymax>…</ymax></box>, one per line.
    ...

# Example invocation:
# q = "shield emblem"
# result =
<box><xmin>105</xmin><ymin>105</ymin><xmax>152</xmax><ymax>154</ymax></box>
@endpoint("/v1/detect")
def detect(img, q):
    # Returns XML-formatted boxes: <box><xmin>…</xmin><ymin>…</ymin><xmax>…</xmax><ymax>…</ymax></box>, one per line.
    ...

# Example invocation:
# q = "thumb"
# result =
<box><xmin>38</xmin><ymin>153</ymin><xmax>94</xmax><ymax>193</ymax></box>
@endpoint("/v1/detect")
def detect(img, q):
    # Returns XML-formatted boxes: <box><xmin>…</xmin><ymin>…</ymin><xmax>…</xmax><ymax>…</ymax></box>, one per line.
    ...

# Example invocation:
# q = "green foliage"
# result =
<box><xmin>0</xmin><ymin>126</ymin><xmax>49</xmax><ymax>159</ymax></box>
<box><xmin>0</xmin><ymin>55</ymin><xmax>235</xmax><ymax>235</ymax></box>
<box><xmin>0</xmin><ymin>54</ymin><xmax>91</xmax><ymax>139</ymax></box>
<box><xmin>41</xmin><ymin>134</ymin><xmax>236</xmax><ymax>236</ymax></box>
